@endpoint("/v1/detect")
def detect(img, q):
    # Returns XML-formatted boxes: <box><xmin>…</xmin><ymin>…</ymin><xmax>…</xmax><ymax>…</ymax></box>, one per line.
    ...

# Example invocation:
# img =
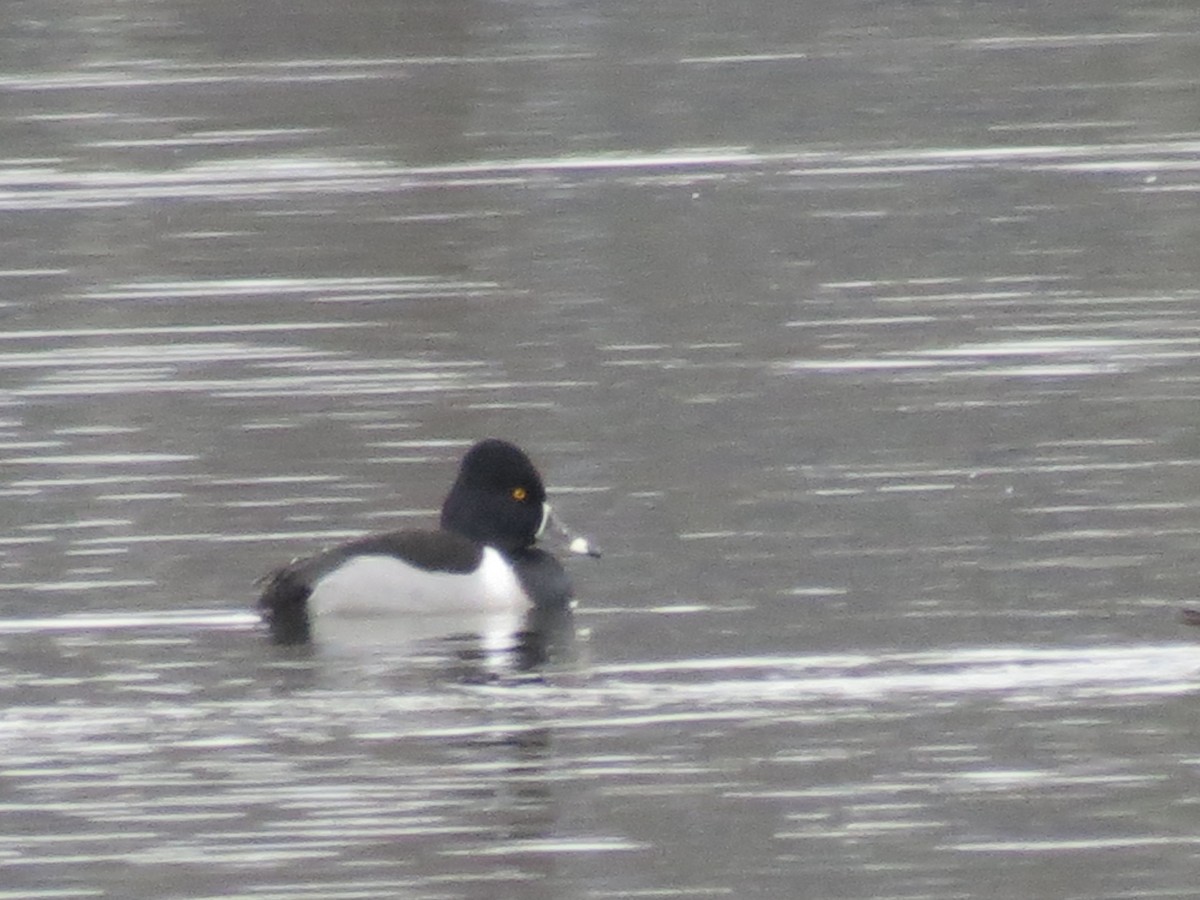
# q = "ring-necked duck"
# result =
<box><xmin>257</xmin><ymin>438</ymin><xmax>599</xmax><ymax>644</ymax></box>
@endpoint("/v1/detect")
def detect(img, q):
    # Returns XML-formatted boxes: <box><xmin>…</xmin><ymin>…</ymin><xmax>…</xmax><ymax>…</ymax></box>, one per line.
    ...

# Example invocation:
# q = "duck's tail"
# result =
<box><xmin>256</xmin><ymin>564</ymin><xmax>313</xmax><ymax>645</ymax></box>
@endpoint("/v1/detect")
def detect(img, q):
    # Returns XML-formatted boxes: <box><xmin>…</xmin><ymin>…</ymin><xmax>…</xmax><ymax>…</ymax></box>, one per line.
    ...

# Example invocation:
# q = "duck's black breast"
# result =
<box><xmin>510</xmin><ymin>547</ymin><xmax>573</xmax><ymax>610</ymax></box>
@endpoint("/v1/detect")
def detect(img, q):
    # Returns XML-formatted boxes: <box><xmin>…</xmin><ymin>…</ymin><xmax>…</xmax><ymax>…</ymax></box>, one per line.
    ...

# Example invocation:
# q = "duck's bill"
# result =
<box><xmin>539</xmin><ymin>504</ymin><xmax>602</xmax><ymax>558</ymax></box>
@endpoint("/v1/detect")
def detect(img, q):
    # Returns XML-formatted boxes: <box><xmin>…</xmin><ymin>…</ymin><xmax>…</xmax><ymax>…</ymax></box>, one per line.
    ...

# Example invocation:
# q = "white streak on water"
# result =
<box><xmin>3</xmin><ymin>609</ymin><xmax>1193</xmax><ymax>709</ymax></box>
<box><xmin>0</xmin><ymin>611</ymin><xmax>259</xmax><ymax>633</ymax></box>
<box><xmin>0</xmin><ymin>322</ymin><xmax>375</xmax><ymax>340</ymax></box>
<box><xmin>5</xmin><ymin>139</ymin><xmax>1198</xmax><ymax>210</ymax></box>
<box><xmin>5</xmin><ymin>453</ymin><xmax>195</xmax><ymax>465</ymax></box>
<box><xmin>783</xmin><ymin>334</ymin><xmax>1200</xmax><ymax>378</ymax></box>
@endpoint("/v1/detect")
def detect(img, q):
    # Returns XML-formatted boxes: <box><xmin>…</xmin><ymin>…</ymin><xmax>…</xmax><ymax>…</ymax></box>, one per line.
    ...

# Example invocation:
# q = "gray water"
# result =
<box><xmin>4</xmin><ymin>1</ymin><xmax>1200</xmax><ymax>897</ymax></box>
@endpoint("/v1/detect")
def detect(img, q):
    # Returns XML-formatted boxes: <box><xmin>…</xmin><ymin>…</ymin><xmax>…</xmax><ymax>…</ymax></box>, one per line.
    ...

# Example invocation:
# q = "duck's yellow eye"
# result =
<box><xmin>511</xmin><ymin>487</ymin><xmax>528</xmax><ymax>502</ymax></box>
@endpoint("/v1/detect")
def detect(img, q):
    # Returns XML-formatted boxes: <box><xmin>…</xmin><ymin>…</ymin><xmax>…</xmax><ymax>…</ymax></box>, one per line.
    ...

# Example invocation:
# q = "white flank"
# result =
<box><xmin>307</xmin><ymin>547</ymin><xmax>529</xmax><ymax>616</ymax></box>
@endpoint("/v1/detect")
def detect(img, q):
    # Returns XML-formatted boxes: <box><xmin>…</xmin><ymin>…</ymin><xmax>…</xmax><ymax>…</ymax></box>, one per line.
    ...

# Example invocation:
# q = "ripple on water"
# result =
<box><xmin>0</xmin><ymin>611</ymin><xmax>1196</xmax><ymax>899</ymax></box>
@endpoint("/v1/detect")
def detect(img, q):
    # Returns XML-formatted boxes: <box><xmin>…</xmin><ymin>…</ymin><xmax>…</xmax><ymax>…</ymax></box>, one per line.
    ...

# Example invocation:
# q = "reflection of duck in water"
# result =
<box><xmin>257</xmin><ymin>439</ymin><xmax>599</xmax><ymax>650</ymax></box>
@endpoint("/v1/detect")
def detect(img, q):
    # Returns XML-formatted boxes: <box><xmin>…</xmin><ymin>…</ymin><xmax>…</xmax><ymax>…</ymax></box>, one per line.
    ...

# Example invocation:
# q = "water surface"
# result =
<box><xmin>3</xmin><ymin>1</ymin><xmax>1200</xmax><ymax>897</ymax></box>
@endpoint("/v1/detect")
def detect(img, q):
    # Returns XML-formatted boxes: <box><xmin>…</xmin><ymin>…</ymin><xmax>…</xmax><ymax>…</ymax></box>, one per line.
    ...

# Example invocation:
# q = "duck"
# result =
<box><xmin>257</xmin><ymin>438</ymin><xmax>598</xmax><ymax>644</ymax></box>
